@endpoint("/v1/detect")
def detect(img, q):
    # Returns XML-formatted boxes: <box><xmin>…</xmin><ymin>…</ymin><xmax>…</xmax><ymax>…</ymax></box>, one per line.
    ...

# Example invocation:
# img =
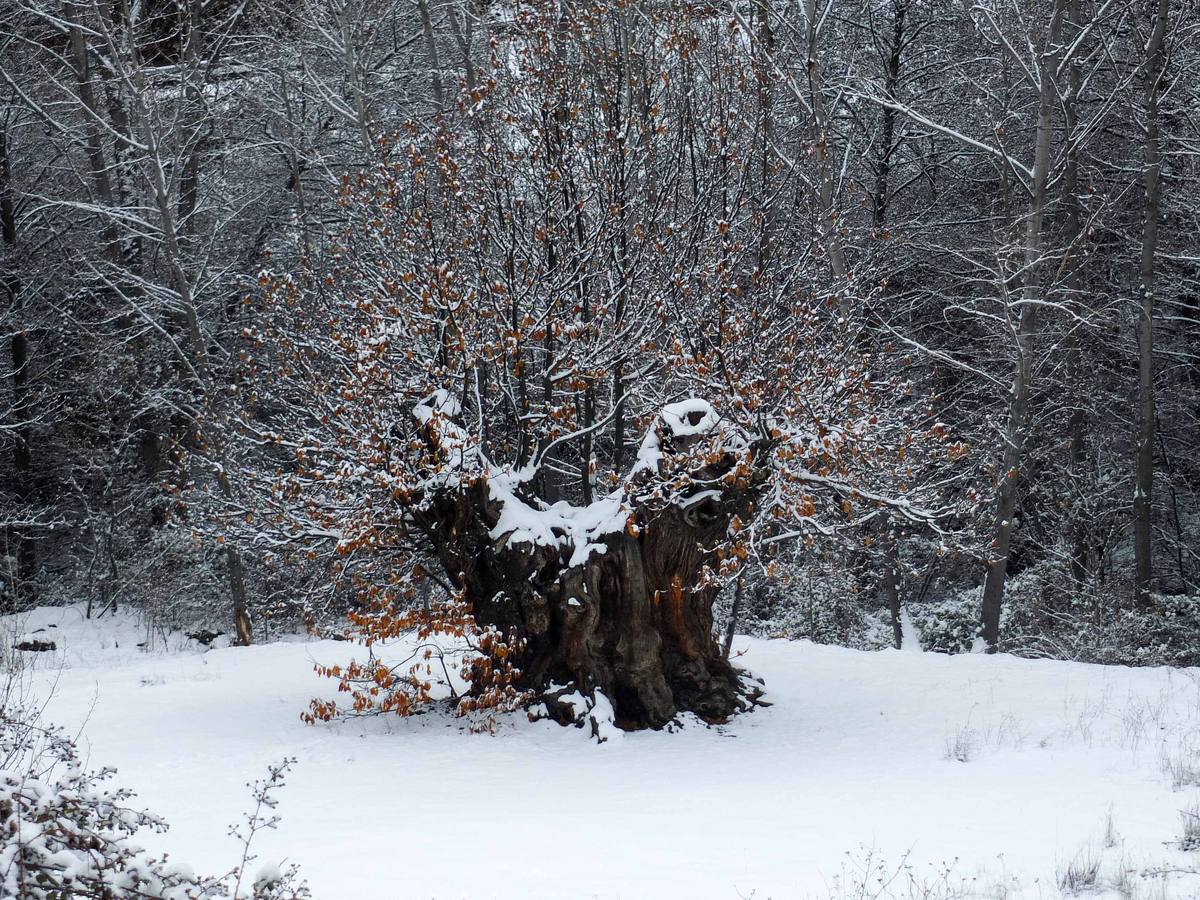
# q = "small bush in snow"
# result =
<box><xmin>979</xmin><ymin>561</ymin><xmax>1200</xmax><ymax>667</ymax></box>
<box><xmin>0</xmin><ymin>704</ymin><xmax>311</xmax><ymax>899</ymax></box>
<box><xmin>905</xmin><ymin>591</ymin><xmax>984</xmax><ymax>654</ymax></box>
<box><xmin>1102</xmin><ymin>807</ymin><xmax>1121</xmax><ymax>849</ymax></box>
<box><xmin>730</xmin><ymin>552</ymin><xmax>1200</xmax><ymax>670</ymax></box>
<box><xmin>1161</xmin><ymin>744</ymin><xmax>1200</xmax><ymax>792</ymax></box>
<box><xmin>0</xmin><ymin>711</ymin><xmax>212</xmax><ymax>898</ymax></box>
<box><xmin>1056</xmin><ymin>847</ymin><xmax>1101</xmax><ymax>894</ymax></box>
<box><xmin>826</xmin><ymin>846</ymin><xmax>969</xmax><ymax>899</ymax></box>
<box><xmin>943</xmin><ymin>724</ymin><xmax>978</xmax><ymax>763</ymax></box>
<box><xmin>721</xmin><ymin>567</ymin><xmax>887</xmax><ymax>650</ymax></box>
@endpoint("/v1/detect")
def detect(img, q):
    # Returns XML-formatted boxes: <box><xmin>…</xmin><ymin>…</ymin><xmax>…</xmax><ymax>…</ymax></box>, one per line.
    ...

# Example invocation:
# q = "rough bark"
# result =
<box><xmin>419</xmin><ymin>484</ymin><xmax>761</xmax><ymax>729</ymax></box>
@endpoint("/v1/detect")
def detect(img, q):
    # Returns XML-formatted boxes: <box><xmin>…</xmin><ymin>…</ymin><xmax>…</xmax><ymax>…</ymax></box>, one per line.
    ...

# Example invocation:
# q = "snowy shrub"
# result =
<box><xmin>1092</xmin><ymin>594</ymin><xmax>1200</xmax><ymax>668</ymax></box>
<box><xmin>32</xmin><ymin>505</ymin><xmax>320</xmax><ymax>651</ymax></box>
<box><xmin>857</xmin><ymin>607</ymin><xmax>901</xmax><ymax>651</ymax></box>
<box><xmin>768</xmin><ymin>591</ymin><xmax>871</xmax><ymax>647</ymax></box>
<box><xmin>223</xmin><ymin>759</ymin><xmax>311</xmax><ymax>900</ymax></box>
<box><xmin>1161</xmin><ymin>743</ymin><xmax>1200</xmax><ymax>792</ymax></box>
<box><xmin>720</xmin><ymin>549</ymin><xmax>1200</xmax><ymax>669</ymax></box>
<box><xmin>1003</xmin><ymin>575</ymin><xmax>1200</xmax><ymax>667</ymax></box>
<box><xmin>0</xmin><ymin>703</ymin><xmax>311</xmax><ymax>899</ymax></box>
<box><xmin>906</xmin><ymin>589</ymin><xmax>985</xmax><ymax>654</ymax></box>
<box><xmin>0</xmin><ymin>760</ymin><xmax>198</xmax><ymax>897</ymax></box>
<box><xmin>0</xmin><ymin>709</ymin><xmax>214</xmax><ymax>899</ymax></box>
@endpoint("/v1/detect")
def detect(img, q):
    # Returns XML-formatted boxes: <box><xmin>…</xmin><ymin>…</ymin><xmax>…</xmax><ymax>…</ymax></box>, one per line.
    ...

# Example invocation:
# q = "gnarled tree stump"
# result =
<box><xmin>413</xmin><ymin>398</ymin><xmax>769</xmax><ymax>730</ymax></box>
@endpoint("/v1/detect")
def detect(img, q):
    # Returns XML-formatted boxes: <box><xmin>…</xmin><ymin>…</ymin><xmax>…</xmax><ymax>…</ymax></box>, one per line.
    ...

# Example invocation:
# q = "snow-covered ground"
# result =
<box><xmin>7</xmin><ymin>604</ymin><xmax>1200</xmax><ymax>899</ymax></box>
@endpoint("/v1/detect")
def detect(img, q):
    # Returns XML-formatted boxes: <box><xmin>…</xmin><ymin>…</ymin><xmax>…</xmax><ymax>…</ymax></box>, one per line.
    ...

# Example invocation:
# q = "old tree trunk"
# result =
<box><xmin>412</xmin><ymin>400</ymin><xmax>768</xmax><ymax>731</ymax></box>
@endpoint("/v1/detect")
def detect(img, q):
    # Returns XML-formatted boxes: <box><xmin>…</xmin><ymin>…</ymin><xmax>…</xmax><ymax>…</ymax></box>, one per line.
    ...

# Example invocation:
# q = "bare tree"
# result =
<box><xmin>1133</xmin><ymin>0</ymin><xmax>1170</xmax><ymax>609</ymax></box>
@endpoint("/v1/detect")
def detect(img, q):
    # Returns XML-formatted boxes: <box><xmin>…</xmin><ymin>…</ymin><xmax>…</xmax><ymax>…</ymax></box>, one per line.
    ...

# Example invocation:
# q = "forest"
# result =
<box><xmin>0</xmin><ymin>0</ymin><xmax>1199</xmax><ymax>895</ymax></box>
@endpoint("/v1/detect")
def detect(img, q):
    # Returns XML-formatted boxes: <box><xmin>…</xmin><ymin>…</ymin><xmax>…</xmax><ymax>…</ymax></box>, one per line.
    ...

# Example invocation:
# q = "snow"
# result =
<box><xmin>414</xmin><ymin>392</ymin><xmax>645</xmax><ymax>567</ymax></box>
<box><xmin>421</xmin><ymin>396</ymin><xmax>735</xmax><ymax>570</ymax></box>
<box><xmin>658</xmin><ymin>398</ymin><xmax>721</xmax><ymax>439</ymax></box>
<box><xmin>486</xmin><ymin>472</ymin><xmax>628</xmax><ymax>567</ymax></box>
<box><xmin>10</xmin><ymin>604</ymin><xmax>1200</xmax><ymax>899</ymax></box>
<box><xmin>480</xmin><ymin>397</ymin><xmax>726</xmax><ymax>566</ymax></box>
<box><xmin>413</xmin><ymin>389</ymin><xmax>474</xmax><ymax>476</ymax></box>
<box><xmin>585</xmin><ymin>690</ymin><xmax>623</xmax><ymax>744</ymax></box>
<box><xmin>253</xmin><ymin>862</ymin><xmax>283</xmax><ymax>888</ymax></box>
<box><xmin>632</xmin><ymin>397</ymin><xmax>723</xmax><ymax>478</ymax></box>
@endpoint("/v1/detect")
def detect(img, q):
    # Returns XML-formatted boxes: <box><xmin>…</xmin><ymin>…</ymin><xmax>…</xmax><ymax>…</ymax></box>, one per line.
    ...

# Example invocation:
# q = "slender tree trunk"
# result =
<box><xmin>334</xmin><ymin>3</ymin><xmax>375</xmax><ymax>154</ymax></box>
<box><xmin>447</xmin><ymin>5</ymin><xmax>477</xmax><ymax>95</ymax></box>
<box><xmin>883</xmin><ymin>526</ymin><xmax>902</xmax><ymax>648</ymax></box>
<box><xmin>979</xmin><ymin>0</ymin><xmax>1065</xmax><ymax>650</ymax></box>
<box><xmin>1133</xmin><ymin>0</ymin><xmax>1169</xmax><ymax>610</ymax></box>
<box><xmin>1</xmin><ymin>126</ymin><xmax>34</xmax><ymax>611</ymax></box>
<box><xmin>119</xmin><ymin>31</ymin><xmax>255</xmax><ymax>645</ymax></box>
<box><xmin>867</xmin><ymin>5</ymin><xmax>907</xmax><ymax>644</ymax></box>
<box><xmin>723</xmin><ymin>571</ymin><xmax>745</xmax><ymax>659</ymax></box>
<box><xmin>609</xmin><ymin>32</ymin><xmax>629</xmax><ymax>478</ymax></box>
<box><xmin>63</xmin><ymin>1</ymin><xmax>120</xmax><ymax>262</ymax></box>
<box><xmin>754</xmin><ymin>0</ymin><xmax>776</xmax><ymax>272</ymax></box>
<box><xmin>1063</xmin><ymin>0</ymin><xmax>1089</xmax><ymax>592</ymax></box>
<box><xmin>872</xmin><ymin>0</ymin><xmax>907</xmax><ymax>228</ymax></box>
<box><xmin>417</xmin><ymin>0</ymin><xmax>446</xmax><ymax>112</ymax></box>
<box><xmin>802</xmin><ymin>0</ymin><xmax>849</xmax><ymax>316</ymax></box>
<box><xmin>176</xmin><ymin>0</ymin><xmax>206</xmax><ymax>240</ymax></box>
<box><xmin>221</xmin><ymin>474</ymin><xmax>254</xmax><ymax>646</ymax></box>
